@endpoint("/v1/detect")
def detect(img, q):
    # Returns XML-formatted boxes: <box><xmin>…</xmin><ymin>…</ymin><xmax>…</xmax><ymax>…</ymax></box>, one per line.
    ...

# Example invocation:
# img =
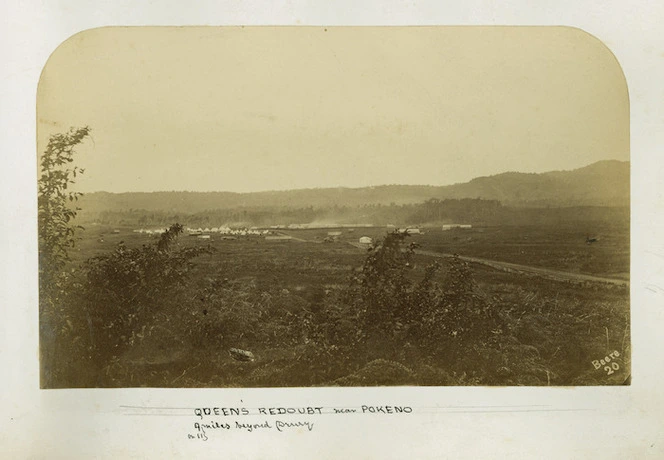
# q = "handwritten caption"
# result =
<box><xmin>188</xmin><ymin>405</ymin><xmax>412</xmax><ymax>441</ymax></box>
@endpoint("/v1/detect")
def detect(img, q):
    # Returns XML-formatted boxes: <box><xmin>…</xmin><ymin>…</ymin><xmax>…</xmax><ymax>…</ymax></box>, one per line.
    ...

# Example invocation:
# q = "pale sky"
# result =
<box><xmin>37</xmin><ymin>26</ymin><xmax>629</xmax><ymax>193</ymax></box>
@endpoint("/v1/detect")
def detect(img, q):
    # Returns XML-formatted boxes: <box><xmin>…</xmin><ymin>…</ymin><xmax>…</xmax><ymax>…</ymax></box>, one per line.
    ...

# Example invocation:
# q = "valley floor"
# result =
<box><xmin>43</xmin><ymin>223</ymin><xmax>630</xmax><ymax>388</ymax></box>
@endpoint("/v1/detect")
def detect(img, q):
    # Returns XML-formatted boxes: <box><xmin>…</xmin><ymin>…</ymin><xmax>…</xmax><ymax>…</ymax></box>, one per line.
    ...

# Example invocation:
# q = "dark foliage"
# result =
<box><xmin>343</xmin><ymin>232</ymin><xmax>502</xmax><ymax>362</ymax></box>
<box><xmin>38</xmin><ymin>127</ymin><xmax>91</xmax><ymax>387</ymax></box>
<box><xmin>79</xmin><ymin>224</ymin><xmax>214</xmax><ymax>365</ymax></box>
<box><xmin>38</xmin><ymin>127</ymin><xmax>91</xmax><ymax>291</ymax></box>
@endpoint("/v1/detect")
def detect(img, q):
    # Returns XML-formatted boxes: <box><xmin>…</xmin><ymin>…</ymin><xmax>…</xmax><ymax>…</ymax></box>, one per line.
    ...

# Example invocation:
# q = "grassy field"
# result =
<box><xmin>71</xmin><ymin>221</ymin><xmax>629</xmax><ymax>279</ymax></box>
<box><xmin>275</xmin><ymin>224</ymin><xmax>629</xmax><ymax>278</ymax></box>
<box><xmin>49</xmin><ymin>222</ymin><xmax>630</xmax><ymax>388</ymax></box>
<box><xmin>415</xmin><ymin>224</ymin><xmax>629</xmax><ymax>279</ymax></box>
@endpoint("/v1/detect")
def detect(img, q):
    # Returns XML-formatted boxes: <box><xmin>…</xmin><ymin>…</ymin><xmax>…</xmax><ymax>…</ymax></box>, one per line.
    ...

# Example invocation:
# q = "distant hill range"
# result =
<box><xmin>78</xmin><ymin>160</ymin><xmax>629</xmax><ymax>214</ymax></box>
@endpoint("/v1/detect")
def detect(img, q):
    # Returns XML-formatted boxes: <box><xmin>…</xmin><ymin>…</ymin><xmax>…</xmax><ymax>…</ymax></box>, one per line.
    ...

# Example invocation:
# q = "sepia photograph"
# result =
<box><xmin>38</xmin><ymin>26</ymin><xmax>630</xmax><ymax>389</ymax></box>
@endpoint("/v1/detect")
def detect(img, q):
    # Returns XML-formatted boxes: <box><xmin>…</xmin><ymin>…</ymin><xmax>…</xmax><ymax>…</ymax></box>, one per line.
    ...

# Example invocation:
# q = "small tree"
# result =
<box><xmin>38</xmin><ymin>126</ymin><xmax>91</xmax><ymax>308</ymax></box>
<box><xmin>38</xmin><ymin>126</ymin><xmax>91</xmax><ymax>387</ymax></box>
<box><xmin>351</xmin><ymin>231</ymin><xmax>418</xmax><ymax>332</ymax></box>
<box><xmin>344</xmin><ymin>232</ymin><xmax>503</xmax><ymax>369</ymax></box>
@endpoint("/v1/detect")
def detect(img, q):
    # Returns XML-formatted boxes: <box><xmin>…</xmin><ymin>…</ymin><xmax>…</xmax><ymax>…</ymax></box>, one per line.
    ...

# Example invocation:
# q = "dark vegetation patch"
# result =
<box><xmin>43</xmin><ymin>227</ymin><xmax>629</xmax><ymax>388</ymax></box>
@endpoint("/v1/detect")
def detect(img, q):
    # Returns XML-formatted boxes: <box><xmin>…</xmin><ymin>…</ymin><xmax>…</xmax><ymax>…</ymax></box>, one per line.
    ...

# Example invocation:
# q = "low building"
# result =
<box><xmin>359</xmin><ymin>236</ymin><xmax>373</xmax><ymax>244</ymax></box>
<box><xmin>327</xmin><ymin>231</ymin><xmax>342</xmax><ymax>237</ymax></box>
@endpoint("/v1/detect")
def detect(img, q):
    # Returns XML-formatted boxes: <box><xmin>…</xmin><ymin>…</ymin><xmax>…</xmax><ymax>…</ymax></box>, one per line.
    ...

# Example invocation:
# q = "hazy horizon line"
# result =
<box><xmin>80</xmin><ymin>158</ymin><xmax>628</xmax><ymax>195</ymax></box>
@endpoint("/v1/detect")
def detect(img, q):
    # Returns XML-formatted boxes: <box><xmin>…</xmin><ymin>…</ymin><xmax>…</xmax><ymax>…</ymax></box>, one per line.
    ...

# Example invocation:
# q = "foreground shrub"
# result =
<box><xmin>38</xmin><ymin>127</ymin><xmax>91</xmax><ymax>387</ymax></box>
<box><xmin>79</xmin><ymin>224</ymin><xmax>213</xmax><ymax>367</ymax></box>
<box><xmin>343</xmin><ymin>231</ymin><xmax>504</xmax><ymax>370</ymax></box>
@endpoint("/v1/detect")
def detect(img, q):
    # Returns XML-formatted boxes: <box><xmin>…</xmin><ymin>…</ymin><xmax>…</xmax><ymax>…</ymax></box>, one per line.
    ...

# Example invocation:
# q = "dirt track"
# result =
<box><xmin>348</xmin><ymin>242</ymin><xmax>629</xmax><ymax>286</ymax></box>
<box><xmin>416</xmin><ymin>249</ymin><xmax>629</xmax><ymax>286</ymax></box>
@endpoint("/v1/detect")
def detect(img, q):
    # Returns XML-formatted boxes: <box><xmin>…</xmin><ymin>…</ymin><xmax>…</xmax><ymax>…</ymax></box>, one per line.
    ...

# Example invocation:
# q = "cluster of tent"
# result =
<box><xmin>185</xmin><ymin>227</ymin><xmax>269</xmax><ymax>236</ymax></box>
<box><xmin>132</xmin><ymin>228</ymin><xmax>168</xmax><ymax>235</ymax></box>
<box><xmin>270</xmin><ymin>223</ymin><xmax>374</xmax><ymax>229</ymax></box>
<box><xmin>131</xmin><ymin>227</ymin><xmax>270</xmax><ymax>236</ymax></box>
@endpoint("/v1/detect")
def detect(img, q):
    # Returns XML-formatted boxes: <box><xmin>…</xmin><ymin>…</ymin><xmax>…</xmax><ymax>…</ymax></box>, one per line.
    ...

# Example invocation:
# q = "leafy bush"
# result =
<box><xmin>38</xmin><ymin>126</ymin><xmax>91</xmax><ymax>302</ymax></box>
<box><xmin>38</xmin><ymin>127</ymin><xmax>91</xmax><ymax>387</ymax></box>
<box><xmin>80</xmin><ymin>224</ymin><xmax>213</xmax><ymax>365</ymax></box>
<box><xmin>343</xmin><ymin>231</ymin><xmax>503</xmax><ymax>366</ymax></box>
<box><xmin>345</xmin><ymin>231</ymin><xmax>423</xmax><ymax>335</ymax></box>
